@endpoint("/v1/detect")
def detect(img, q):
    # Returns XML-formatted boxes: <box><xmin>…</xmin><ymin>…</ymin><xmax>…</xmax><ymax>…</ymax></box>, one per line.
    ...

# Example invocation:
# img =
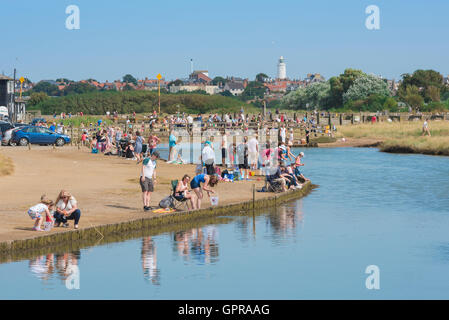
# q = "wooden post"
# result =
<box><xmin>339</xmin><ymin>113</ymin><xmax>343</xmax><ymax>126</ymax></box>
<box><xmin>252</xmin><ymin>184</ymin><xmax>255</xmax><ymax>211</ymax></box>
<box><xmin>351</xmin><ymin>114</ymin><xmax>354</xmax><ymax>125</ymax></box>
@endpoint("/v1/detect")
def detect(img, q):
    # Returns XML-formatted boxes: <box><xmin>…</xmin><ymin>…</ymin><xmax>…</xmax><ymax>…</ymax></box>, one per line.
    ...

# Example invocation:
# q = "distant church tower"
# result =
<box><xmin>277</xmin><ymin>56</ymin><xmax>286</xmax><ymax>80</ymax></box>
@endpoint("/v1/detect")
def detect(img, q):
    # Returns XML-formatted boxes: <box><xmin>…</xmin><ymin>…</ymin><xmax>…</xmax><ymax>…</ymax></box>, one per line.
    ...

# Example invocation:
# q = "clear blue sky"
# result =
<box><xmin>1</xmin><ymin>0</ymin><xmax>448</xmax><ymax>82</ymax></box>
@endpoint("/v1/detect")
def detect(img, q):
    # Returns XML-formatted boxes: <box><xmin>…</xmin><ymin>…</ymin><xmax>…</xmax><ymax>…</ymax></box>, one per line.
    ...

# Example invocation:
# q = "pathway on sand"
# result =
<box><xmin>0</xmin><ymin>146</ymin><xmax>279</xmax><ymax>243</ymax></box>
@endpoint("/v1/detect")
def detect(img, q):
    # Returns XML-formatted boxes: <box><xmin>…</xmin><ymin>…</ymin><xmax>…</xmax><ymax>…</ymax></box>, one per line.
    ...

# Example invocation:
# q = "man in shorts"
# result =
<box><xmin>140</xmin><ymin>151</ymin><xmax>159</xmax><ymax>211</ymax></box>
<box><xmin>247</xmin><ymin>135</ymin><xmax>259</xmax><ymax>171</ymax></box>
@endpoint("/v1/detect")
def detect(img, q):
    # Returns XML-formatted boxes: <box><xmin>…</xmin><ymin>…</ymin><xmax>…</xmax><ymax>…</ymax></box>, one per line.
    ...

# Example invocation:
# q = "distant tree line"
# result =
<box><xmin>28</xmin><ymin>90</ymin><xmax>256</xmax><ymax>115</ymax></box>
<box><xmin>281</xmin><ymin>69</ymin><xmax>449</xmax><ymax>112</ymax></box>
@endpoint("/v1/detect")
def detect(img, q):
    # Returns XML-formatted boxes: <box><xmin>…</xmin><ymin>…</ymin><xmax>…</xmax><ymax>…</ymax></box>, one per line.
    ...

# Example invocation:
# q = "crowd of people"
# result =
<box><xmin>24</xmin><ymin>110</ymin><xmax>314</xmax><ymax>233</ymax></box>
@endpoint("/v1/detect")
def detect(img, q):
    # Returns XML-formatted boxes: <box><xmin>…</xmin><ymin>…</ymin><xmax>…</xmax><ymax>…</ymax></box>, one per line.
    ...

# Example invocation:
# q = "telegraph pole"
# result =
<box><xmin>13</xmin><ymin>68</ymin><xmax>16</xmax><ymax>123</ymax></box>
<box><xmin>157</xmin><ymin>73</ymin><xmax>162</xmax><ymax>115</ymax></box>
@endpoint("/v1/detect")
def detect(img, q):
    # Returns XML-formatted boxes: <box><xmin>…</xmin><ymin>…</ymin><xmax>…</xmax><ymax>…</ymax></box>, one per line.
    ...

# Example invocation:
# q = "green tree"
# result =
<box><xmin>63</xmin><ymin>82</ymin><xmax>97</xmax><ymax>95</ymax></box>
<box><xmin>255</xmin><ymin>73</ymin><xmax>269</xmax><ymax>83</ymax></box>
<box><xmin>282</xmin><ymin>82</ymin><xmax>331</xmax><ymax>110</ymax></box>
<box><xmin>32</xmin><ymin>81</ymin><xmax>60</xmax><ymax>96</ymax></box>
<box><xmin>399</xmin><ymin>70</ymin><xmax>444</xmax><ymax>102</ymax></box>
<box><xmin>29</xmin><ymin>92</ymin><xmax>49</xmax><ymax>106</ymax></box>
<box><xmin>339</xmin><ymin>69</ymin><xmax>366</xmax><ymax>92</ymax></box>
<box><xmin>343</xmin><ymin>74</ymin><xmax>390</xmax><ymax>103</ymax></box>
<box><xmin>401</xmin><ymin>85</ymin><xmax>424</xmax><ymax>111</ymax></box>
<box><xmin>241</xmin><ymin>81</ymin><xmax>266</xmax><ymax>100</ymax></box>
<box><xmin>122</xmin><ymin>74</ymin><xmax>137</xmax><ymax>85</ymax></box>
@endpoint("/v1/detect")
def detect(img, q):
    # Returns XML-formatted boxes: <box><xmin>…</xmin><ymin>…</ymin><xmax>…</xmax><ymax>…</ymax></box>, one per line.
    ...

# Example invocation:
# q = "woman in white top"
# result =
<box><xmin>54</xmin><ymin>190</ymin><xmax>81</xmax><ymax>229</ymax></box>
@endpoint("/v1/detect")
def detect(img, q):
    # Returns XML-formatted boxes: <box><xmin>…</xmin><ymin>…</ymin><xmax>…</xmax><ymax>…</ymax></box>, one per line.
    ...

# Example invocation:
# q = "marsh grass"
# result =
<box><xmin>337</xmin><ymin>121</ymin><xmax>449</xmax><ymax>155</ymax></box>
<box><xmin>0</xmin><ymin>154</ymin><xmax>14</xmax><ymax>177</ymax></box>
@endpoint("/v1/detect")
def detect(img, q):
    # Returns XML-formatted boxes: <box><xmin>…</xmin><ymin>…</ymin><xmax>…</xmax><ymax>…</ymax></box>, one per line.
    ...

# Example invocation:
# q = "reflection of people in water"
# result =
<box><xmin>172</xmin><ymin>226</ymin><xmax>219</xmax><ymax>265</ymax></box>
<box><xmin>55</xmin><ymin>251</ymin><xmax>80</xmax><ymax>282</ymax></box>
<box><xmin>174</xmin><ymin>231</ymin><xmax>192</xmax><ymax>259</ymax></box>
<box><xmin>268</xmin><ymin>201</ymin><xmax>304</xmax><ymax>237</ymax></box>
<box><xmin>29</xmin><ymin>254</ymin><xmax>54</xmax><ymax>282</ymax></box>
<box><xmin>141</xmin><ymin>237</ymin><xmax>160</xmax><ymax>285</ymax></box>
<box><xmin>29</xmin><ymin>251</ymin><xmax>80</xmax><ymax>284</ymax></box>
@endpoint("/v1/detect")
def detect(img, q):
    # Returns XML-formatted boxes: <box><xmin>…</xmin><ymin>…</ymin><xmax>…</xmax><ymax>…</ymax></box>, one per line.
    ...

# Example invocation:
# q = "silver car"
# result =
<box><xmin>1</xmin><ymin>127</ymin><xmax>23</xmax><ymax>146</ymax></box>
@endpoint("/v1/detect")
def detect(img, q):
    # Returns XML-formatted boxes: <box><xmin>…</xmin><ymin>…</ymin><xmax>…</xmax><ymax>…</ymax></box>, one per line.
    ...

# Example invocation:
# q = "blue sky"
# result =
<box><xmin>1</xmin><ymin>0</ymin><xmax>448</xmax><ymax>82</ymax></box>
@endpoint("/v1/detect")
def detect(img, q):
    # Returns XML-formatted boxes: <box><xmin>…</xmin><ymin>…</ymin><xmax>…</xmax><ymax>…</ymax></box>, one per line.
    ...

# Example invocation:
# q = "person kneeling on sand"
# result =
<box><xmin>54</xmin><ymin>190</ymin><xmax>81</xmax><ymax>229</ymax></box>
<box><xmin>174</xmin><ymin>174</ymin><xmax>196</xmax><ymax>210</ymax></box>
<box><xmin>140</xmin><ymin>151</ymin><xmax>159</xmax><ymax>211</ymax></box>
<box><xmin>27</xmin><ymin>196</ymin><xmax>54</xmax><ymax>231</ymax></box>
<box><xmin>190</xmin><ymin>174</ymin><xmax>218</xmax><ymax>209</ymax></box>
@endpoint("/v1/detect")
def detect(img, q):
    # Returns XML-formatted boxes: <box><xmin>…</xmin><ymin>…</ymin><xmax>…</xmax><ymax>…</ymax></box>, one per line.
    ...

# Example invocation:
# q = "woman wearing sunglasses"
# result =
<box><xmin>53</xmin><ymin>190</ymin><xmax>81</xmax><ymax>229</ymax></box>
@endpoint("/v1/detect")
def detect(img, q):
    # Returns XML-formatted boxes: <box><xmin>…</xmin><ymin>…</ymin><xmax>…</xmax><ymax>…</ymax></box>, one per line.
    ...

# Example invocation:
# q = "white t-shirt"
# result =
<box><xmin>280</xmin><ymin>127</ymin><xmax>286</xmax><ymax>138</ymax></box>
<box><xmin>29</xmin><ymin>203</ymin><xmax>48</xmax><ymax>213</ymax></box>
<box><xmin>56</xmin><ymin>196</ymin><xmax>77</xmax><ymax>211</ymax></box>
<box><xmin>202</xmin><ymin>145</ymin><xmax>215</xmax><ymax>163</ymax></box>
<box><xmin>141</xmin><ymin>159</ymin><xmax>156</xmax><ymax>179</ymax></box>
<box><xmin>222</xmin><ymin>135</ymin><xmax>228</xmax><ymax>149</ymax></box>
<box><xmin>187</xmin><ymin>116</ymin><xmax>193</xmax><ymax>124</ymax></box>
<box><xmin>248</xmin><ymin>137</ymin><xmax>258</xmax><ymax>153</ymax></box>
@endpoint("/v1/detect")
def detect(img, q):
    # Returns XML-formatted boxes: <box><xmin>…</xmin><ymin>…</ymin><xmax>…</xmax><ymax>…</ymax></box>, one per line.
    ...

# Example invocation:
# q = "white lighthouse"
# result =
<box><xmin>277</xmin><ymin>56</ymin><xmax>286</xmax><ymax>80</ymax></box>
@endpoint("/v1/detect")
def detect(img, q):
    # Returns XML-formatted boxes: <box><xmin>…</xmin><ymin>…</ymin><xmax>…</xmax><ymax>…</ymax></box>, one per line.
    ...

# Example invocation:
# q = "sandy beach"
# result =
<box><xmin>0</xmin><ymin>146</ymin><xmax>277</xmax><ymax>243</ymax></box>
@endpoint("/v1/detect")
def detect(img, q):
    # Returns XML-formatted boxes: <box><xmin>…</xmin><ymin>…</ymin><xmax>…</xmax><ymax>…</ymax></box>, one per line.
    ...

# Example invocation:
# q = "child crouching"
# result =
<box><xmin>27</xmin><ymin>196</ymin><xmax>54</xmax><ymax>231</ymax></box>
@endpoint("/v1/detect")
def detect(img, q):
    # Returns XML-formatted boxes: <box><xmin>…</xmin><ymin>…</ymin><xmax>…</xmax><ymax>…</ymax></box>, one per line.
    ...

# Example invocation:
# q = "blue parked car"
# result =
<box><xmin>11</xmin><ymin>126</ymin><xmax>71</xmax><ymax>147</ymax></box>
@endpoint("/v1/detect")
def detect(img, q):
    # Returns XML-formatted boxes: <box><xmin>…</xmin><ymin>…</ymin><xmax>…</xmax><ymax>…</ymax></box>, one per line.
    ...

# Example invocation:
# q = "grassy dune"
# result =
<box><xmin>0</xmin><ymin>154</ymin><xmax>14</xmax><ymax>177</ymax></box>
<box><xmin>337</xmin><ymin>121</ymin><xmax>449</xmax><ymax>156</ymax></box>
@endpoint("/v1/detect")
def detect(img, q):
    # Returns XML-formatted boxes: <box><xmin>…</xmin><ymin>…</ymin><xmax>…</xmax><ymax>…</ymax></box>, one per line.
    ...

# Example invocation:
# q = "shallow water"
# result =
<box><xmin>1</xmin><ymin>147</ymin><xmax>449</xmax><ymax>299</ymax></box>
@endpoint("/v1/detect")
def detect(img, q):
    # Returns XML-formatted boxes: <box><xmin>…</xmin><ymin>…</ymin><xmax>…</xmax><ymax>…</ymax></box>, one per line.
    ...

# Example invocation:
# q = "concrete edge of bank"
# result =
<box><xmin>0</xmin><ymin>182</ymin><xmax>314</xmax><ymax>260</ymax></box>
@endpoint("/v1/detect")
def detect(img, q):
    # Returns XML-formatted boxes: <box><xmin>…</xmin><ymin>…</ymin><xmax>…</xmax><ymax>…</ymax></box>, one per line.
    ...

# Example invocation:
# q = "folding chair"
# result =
<box><xmin>170</xmin><ymin>180</ymin><xmax>190</xmax><ymax>211</ymax></box>
<box><xmin>266</xmin><ymin>176</ymin><xmax>284</xmax><ymax>193</ymax></box>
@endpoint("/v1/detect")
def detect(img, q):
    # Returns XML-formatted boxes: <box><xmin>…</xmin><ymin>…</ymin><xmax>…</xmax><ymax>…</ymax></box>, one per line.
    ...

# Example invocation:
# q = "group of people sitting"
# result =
<box><xmin>87</xmin><ymin>127</ymin><xmax>162</xmax><ymax>163</ymax></box>
<box><xmin>27</xmin><ymin>190</ymin><xmax>81</xmax><ymax>232</ymax></box>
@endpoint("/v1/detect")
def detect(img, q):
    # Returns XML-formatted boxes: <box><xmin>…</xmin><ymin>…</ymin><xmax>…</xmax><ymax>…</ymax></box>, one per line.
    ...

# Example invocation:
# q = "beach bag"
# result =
<box><xmin>159</xmin><ymin>195</ymin><xmax>174</xmax><ymax>209</ymax></box>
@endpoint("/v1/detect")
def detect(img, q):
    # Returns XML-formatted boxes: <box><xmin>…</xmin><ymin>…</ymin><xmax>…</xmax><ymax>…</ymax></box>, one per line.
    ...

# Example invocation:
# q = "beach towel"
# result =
<box><xmin>152</xmin><ymin>208</ymin><xmax>176</xmax><ymax>214</ymax></box>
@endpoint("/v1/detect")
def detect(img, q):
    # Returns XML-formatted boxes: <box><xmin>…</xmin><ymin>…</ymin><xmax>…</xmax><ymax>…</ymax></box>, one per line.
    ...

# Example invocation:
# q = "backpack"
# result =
<box><xmin>159</xmin><ymin>195</ymin><xmax>174</xmax><ymax>209</ymax></box>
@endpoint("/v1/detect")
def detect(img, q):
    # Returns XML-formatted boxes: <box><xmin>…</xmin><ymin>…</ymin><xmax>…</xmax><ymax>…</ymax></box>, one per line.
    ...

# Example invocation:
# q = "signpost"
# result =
<box><xmin>19</xmin><ymin>77</ymin><xmax>24</xmax><ymax>99</ymax></box>
<box><xmin>156</xmin><ymin>73</ymin><xmax>162</xmax><ymax>115</ymax></box>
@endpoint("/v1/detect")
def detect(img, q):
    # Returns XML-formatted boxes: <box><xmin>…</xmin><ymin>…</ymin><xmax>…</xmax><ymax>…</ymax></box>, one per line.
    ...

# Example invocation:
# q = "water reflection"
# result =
<box><xmin>28</xmin><ymin>251</ymin><xmax>81</xmax><ymax>285</ymax></box>
<box><xmin>23</xmin><ymin>202</ymin><xmax>303</xmax><ymax>290</ymax></box>
<box><xmin>172</xmin><ymin>226</ymin><xmax>219</xmax><ymax>265</ymax></box>
<box><xmin>267</xmin><ymin>200</ymin><xmax>304</xmax><ymax>242</ymax></box>
<box><xmin>141</xmin><ymin>237</ymin><xmax>160</xmax><ymax>285</ymax></box>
